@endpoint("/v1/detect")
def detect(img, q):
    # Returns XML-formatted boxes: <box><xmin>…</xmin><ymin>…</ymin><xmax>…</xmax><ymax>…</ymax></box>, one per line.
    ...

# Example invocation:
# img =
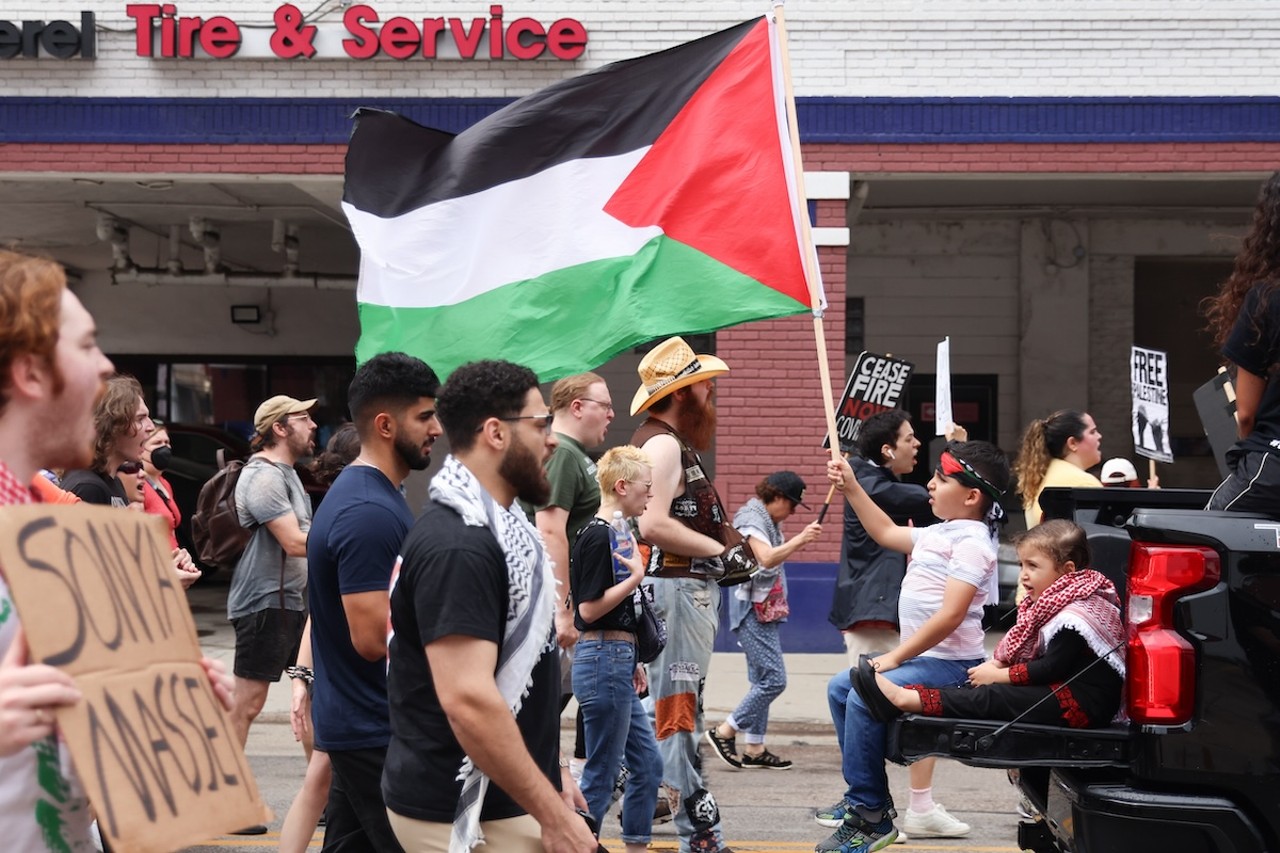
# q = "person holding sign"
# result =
<box><xmin>1204</xmin><ymin>172</ymin><xmax>1280</xmax><ymax>513</ymax></box>
<box><xmin>0</xmin><ymin>250</ymin><xmax>235</xmax><ymax>852</ymax></box>
<box><xmin>818</xmin><ymin>441</ymin><xmax>1010</xmax><ymax>852</ymax></box>
<box><xmin>1012</xmin><ymin>410</ymin><xmax>1103</xmax><ymax>528</ymax></box>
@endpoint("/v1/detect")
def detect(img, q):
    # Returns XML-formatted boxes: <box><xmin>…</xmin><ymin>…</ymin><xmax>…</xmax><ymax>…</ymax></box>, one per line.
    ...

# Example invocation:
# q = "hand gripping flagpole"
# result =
<box><xmin>772</xmin><ymin>2</ymin><xmax>844</xmax><ymax>478</ymax></box>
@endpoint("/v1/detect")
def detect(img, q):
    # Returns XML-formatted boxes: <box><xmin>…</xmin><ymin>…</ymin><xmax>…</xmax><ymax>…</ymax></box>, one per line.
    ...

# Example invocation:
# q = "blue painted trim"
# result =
<box><xmin>2</xmin><ymin>96</ymin><xmax>1280</xmax><ymax>145</ymax></box>
<box><xmin>713</xmin><ymin>561</ymin><xmax>846</xmax><ymax>654</ymax></box>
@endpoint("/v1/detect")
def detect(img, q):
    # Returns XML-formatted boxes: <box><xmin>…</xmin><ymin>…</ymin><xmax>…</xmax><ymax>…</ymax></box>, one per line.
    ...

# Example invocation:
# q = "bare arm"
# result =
<box><xmin>876</xmin><ymin>577</ymin><xmax>979</xmax><ymax>670</ymax></box>
<box><xmin>827</xmin><ymin>458</ymin><xmax>914</xmax><ymax>554</ymax></box>
<box><xmin>1234</xmin><ymin>365</ymin><xmax>1265</xmax><ymax>438</ymax></box>
<box><xmin>427</xmin><ymin>635</ymin><xmax>596</xmax><ymax>853</ymax></box>
<box><xmin>749</xmin><ymin>522</ymin><xmax>822</xmax><ymax>569</ymax></box>
<box><xmin>635</xmin><ymin>435</ymin><xmax>723</xmax><ymax>558</ymax></box>
<box><xmin>535</xmin><ymin>506</ymin><xmax>578</xmax><ymax>649</ymax></box>
<box><xmin>265</xmin><ymin>513</ymin><xmax>309</xmax><ymax>557</ymax></box>
<box><xmin>343</xmin><ymin>590</ymin><xmax>390</xmax><ymax>661</ymax></box>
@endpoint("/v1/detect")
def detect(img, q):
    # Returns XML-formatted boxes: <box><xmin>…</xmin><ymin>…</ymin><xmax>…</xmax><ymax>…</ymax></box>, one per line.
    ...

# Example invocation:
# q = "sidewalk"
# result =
<box><xmin>191</xmin><ymin>579</ymin><xmax>1001</xmax><ymax>735</ymax></box>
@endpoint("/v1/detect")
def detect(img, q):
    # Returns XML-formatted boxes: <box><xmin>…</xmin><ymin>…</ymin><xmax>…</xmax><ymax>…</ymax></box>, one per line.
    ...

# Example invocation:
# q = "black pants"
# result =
<box><xmin>1207</xmin><ymin>449</ymin><xmax>1280</xmax><ymax>513</ymax></box>
<box><xmin>323</xmin><ymin>747</ymin><xmax>404</xmax><ymax>853</ymax></box>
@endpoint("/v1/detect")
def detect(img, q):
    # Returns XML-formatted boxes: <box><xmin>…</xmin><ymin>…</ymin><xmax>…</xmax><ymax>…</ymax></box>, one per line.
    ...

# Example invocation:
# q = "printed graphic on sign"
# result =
<box><xmin>0</xmin><ymin>505</ymin><xmax>271</xmax><ymax>853</ymax></box>
<box><xmin>1132</xmin><ymin>345</ymin><xmax>1173</xmax><ymax>463</ymax></box>
<box><xmin>824</xmin><ymin>352</ymin><xmax>914</xmax><ymax>453</ymax></box>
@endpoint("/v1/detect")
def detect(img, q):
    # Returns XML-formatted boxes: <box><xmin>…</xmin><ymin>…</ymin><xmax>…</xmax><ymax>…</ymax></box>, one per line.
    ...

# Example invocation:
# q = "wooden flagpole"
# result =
<box><xmin>762</xmin><ymin>1</ymin><xmax>844</xmax><ymax>466</ymax></box>
<box><xmin>772</xmin><ymin>1</ymin><xmax>843</xmax><ymax>470</ymax></box>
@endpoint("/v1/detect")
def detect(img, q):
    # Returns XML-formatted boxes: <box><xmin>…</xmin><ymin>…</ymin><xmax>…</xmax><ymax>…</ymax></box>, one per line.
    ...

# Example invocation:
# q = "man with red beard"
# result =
<box><xmin>629</xmin><ymin>337</ymin><xmax>738</xmax><ymax>853</ymax></box>
<box><xmin>227</xmin><ymin>393</ymin><xmax>318</xmax><ymax>766</ymax></box>
<box><xmin>0</xmin><ymin>250</ymin><xmax>234</xmax><ymax>851</ymax></box>
<box><xmin>382</xmin><ymin>360</ymin><xmax>595</xmax><ymax>853</ymax></box>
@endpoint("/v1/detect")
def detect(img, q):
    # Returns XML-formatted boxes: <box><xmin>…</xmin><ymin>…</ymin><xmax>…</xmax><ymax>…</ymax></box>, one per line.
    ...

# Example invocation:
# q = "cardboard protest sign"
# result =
<box><xmin>0</xmin><ymin>505</ymin><xmax>270</xmax><ymax>853</ymax></box>
<box><xmin>824</xmin><ymin>351</ymin><xmax>914</xmax><ymax>453</ymax></box>
<box><xmin>1132</xmin><ymin>345</ymin><xmax>1173</xmax><ymax>464</ymax></box>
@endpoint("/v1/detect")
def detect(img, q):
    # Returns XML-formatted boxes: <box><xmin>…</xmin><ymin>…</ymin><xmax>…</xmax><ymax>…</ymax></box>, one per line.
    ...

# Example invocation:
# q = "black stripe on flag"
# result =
<box><xmin>344</xmin><ymin>18</ymin><xmax>761</xmax><ymax>217</ymax></box>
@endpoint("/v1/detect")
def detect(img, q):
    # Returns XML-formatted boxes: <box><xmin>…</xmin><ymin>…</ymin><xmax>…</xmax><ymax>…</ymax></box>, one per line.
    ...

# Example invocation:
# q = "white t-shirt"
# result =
<box><xmin>0</xmin><ymin>576</ymin><xmax>94</xmax><ymax>852</ymax></box>
<box><xmin>900</xmin><ymin>519</ymin><xmax>996</xmax><ymax>660</ymax></box>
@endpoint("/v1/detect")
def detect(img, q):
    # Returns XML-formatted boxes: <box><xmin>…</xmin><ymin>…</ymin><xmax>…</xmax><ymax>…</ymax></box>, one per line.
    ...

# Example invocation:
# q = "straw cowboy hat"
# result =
<box><xmin>630</xmin><ymin>336</ymin><xmax>730</xmax><ymax>416</ymax></box>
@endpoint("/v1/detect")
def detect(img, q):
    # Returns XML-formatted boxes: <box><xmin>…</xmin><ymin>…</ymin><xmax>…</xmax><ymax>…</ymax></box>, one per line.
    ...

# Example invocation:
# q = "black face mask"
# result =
<box><xmin>148</xmin><ymin>445</ymin><xmax>173</xmax><ymax>472</ymax></box>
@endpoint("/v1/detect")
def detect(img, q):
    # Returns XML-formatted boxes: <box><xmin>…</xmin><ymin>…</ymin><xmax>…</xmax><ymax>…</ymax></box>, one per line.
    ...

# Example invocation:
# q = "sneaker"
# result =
<box><xmin>902</xmin><ymin>803</ymin><xmax>971</xmax><ymax>838</ymax></box>
<box><xmin>815</xmin><ymin>798</ymin><xmax>854</xmax><ymax>828</ymax></box>
<box><xmin>231</xmin><ymin>825</ymin><xmax>268</xmax><ymax>835</ymax></box>
<box><xmin>815</xmin><ymin>813</ymin><xmax>898</xmax><ymax>852</ymax></box>
<box><xmin>704</xmin><ymin>728</ymin><xmax>742</xmax><ymax>769</ymax></box>
<box><xmin>894</xmin><ymin>829</ymin><xmax>908</xmax><ymax>844</ymax></box>
<box><xmin>740</xmin><ymin>749</ymin><xmax>792</xmax><ymax>770</ymax></box>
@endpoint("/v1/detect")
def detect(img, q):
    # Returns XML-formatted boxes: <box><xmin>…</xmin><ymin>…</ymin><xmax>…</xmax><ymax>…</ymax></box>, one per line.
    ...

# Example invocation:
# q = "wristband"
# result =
<box><xmin>285</xmin><ymin>665</ymin><xmax>314</xmax><ymax>685</ymax></box>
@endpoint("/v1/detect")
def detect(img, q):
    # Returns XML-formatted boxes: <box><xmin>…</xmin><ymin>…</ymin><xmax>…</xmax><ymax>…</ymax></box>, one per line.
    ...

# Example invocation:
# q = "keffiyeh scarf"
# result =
<box><xmin>995</xmin><ymin>568</ymin><xmax>1126</xmax><ymax>678</ymax></box>
<box><xmin>430</xmin><ymin>455</ymin><xmax>557</xmax><ymax>851</ymax></box>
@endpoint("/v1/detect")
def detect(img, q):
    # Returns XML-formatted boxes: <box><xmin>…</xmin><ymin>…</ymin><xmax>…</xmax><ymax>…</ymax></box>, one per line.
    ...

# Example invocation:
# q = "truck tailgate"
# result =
<box><xmin>888</xmin><ymin>715</ymin><xmax>1129</xmax><ymax>769</ymax></box>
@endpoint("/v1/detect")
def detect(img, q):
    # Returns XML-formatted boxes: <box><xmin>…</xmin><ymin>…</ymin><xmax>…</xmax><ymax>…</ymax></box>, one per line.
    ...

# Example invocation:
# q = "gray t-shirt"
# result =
<box><xmin>227</xmin><ymin>456</ymin><xmax>311</xmax><ymax>619</ymax></box>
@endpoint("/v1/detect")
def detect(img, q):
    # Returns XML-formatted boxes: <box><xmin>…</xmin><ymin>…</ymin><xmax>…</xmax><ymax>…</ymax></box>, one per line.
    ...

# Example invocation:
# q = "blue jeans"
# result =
<box><xmin>646</xmin><ymin>575</ymin><xmax>726</xmax><ymax>851</ymax></box>
<box><xmin>827</xmin><ymin>655</ymin><xmax>981</xmax><ymax>811</ymax></box>
<box><xmin>572</xmin><ymin>639</ymin><xmax>663</xmax><ymax>845</ymax></box>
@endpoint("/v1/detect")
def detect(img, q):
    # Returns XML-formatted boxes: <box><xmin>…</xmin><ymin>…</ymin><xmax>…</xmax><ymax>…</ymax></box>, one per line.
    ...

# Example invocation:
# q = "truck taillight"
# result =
<box><xmin>1126</xmin><ymin>543</ymin><xmax>1220</xmax><ymax>725</ymax></box>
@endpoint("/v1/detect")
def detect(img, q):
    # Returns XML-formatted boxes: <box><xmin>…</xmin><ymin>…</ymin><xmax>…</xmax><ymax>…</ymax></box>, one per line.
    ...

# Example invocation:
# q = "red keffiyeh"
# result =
<box><xmin>996</xmin><ymin>569</ymin><xmax>1124</xmax><ymax>667</ymax></box>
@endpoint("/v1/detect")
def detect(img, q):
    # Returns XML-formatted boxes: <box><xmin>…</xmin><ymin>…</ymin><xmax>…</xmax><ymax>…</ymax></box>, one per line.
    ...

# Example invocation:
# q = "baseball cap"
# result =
<box><xmin>253</xmin><ymin>395</ymin><xmax>317</xmax><ymax>436</ymax></box>
<box><xmin>766</xmin><ymin>470</ymin><xmax>809</xmax><ymax>508</ymax></box>
<box><xmin>1100</xmin><ymin>457</ymin><xmax>1138</xmax><ymax>484</ymax></box>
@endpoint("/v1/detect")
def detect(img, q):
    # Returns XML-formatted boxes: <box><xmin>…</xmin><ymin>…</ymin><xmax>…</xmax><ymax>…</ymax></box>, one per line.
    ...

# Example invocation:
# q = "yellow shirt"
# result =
<box><xmin>1025</xmin><ymin>458</ymin><xmax>1102</xmax><ymax>528</ymax></box>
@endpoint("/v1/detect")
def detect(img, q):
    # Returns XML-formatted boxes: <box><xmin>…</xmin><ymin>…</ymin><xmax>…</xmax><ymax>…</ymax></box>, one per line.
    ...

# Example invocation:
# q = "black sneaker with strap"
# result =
<box><xmin>740</xmin><ymin>748</ymin><xmax>793</xmax><ymax>770</ymax></box>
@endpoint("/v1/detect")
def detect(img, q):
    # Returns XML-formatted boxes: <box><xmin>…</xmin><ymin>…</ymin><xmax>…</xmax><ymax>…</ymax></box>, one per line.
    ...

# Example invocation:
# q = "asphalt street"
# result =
<box><xmin>180</xmin><ymin>576</ymin><xmax>1025</xmax><ymax>852</ymax></box>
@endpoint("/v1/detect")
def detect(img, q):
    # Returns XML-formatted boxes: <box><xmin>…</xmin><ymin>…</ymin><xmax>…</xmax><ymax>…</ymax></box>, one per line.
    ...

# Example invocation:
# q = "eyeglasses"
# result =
<box><xmin>117</xmin><ymin>461</ymin><xmax>144</xmax><ymax>475</ymax></box>
<box><xmin>627</xmin><ymin>480</ymin><xmax>653</xmax><ymax>492</ymax></box>
<box><xmin>497</xmin><ymin>413</ymin><xmax>554</xmax><ymax>433</ymax></box>
<box><xmin>579</xmin><ymin>398</ymin><xmax>615</xmax><ymax>412</ymax></box>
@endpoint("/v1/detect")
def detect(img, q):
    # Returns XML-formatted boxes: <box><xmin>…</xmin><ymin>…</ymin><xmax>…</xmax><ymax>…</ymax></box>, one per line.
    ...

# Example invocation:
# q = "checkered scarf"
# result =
<box><xmin>995</xmin><ymin>569</ymin><xmax>1125</xmax><ymax>677</ymax></box>
<box><xmin>429</xmin><ymin>455</ymin><xmax>557</xmax><ymax>851</ymax></box>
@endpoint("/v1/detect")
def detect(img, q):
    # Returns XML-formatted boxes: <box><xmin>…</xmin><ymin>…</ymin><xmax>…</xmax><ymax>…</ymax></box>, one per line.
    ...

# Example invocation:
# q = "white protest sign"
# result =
<box><xmin>0</xmin><ymin>505</ymin><xmax>271</xmax><ymax>853</ymax></box>
<box><xmin>1132</xmin><ymin>345</ymin><xmax>1173</xmax><ymax>463</ymax></box>
<box><xmin>935</xmin><ymin>336</ymin><xmax>953</xmax><ymax>436</ymax></box>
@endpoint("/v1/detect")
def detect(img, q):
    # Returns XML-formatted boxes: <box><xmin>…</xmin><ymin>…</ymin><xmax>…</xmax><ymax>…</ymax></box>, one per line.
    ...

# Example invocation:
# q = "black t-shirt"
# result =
<box><xmin>61</xmin><ymin>469</ymin><xmax>128</xmax><ymax>507</ymax></box>
<box><xmin>382</xmin><ymin>499</ymin><xmax>561</xmax><ymax>823</ymax></box>
<box><xmin>570</xmin><ymin>519</ymin><xmax>638</xmax><ymax>633</ymax></box>
<box><xmin>1223</xmin><ymin>282</ymin><xmax>1280</xmax><ymax>454</ymax></box>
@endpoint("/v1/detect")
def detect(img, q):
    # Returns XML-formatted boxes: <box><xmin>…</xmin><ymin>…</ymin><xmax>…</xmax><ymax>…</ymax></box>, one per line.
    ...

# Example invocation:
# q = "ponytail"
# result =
<box><xmin>1013</xmin><ymin>410</ymin><xmax>1089</xmax><ymax>508</ymax></box>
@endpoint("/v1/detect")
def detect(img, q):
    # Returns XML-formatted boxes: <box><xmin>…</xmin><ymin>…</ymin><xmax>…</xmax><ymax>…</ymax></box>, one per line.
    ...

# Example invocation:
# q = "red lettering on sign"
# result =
<box><xmin>546</xmin><ymin>18</ymin><xmax>586</xmax><ymax>60</ymax></box>
<box><xmin>504</xmin><ymin>17</ymin><xmax>544</xmax><ymax>59</ymax></box>
<box><xmin>201</xmin><ymin>16</ymin><xmax>239</xmax><ymax>58</ymax></box>
<box><xmin>341</xmin><ymin>5</ymin><xmax>378</xmax><ymax>59</ymax></box>
<box><xmin>380</xmin><ymin>16</ymin><xmax>419</xmax><ymax>60</ymax></box>
<box><xmin>449</xmin><ymin>15</ymin><xmax>485</xmax><ymax>58</ymax></box>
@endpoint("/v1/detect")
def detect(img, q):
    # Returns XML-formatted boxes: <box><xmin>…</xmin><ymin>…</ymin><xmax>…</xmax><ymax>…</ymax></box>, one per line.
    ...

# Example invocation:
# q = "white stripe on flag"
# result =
<box><xmin>344</xmin><ymin>148</ymin><xmax>662</xmax><ymax>309</ymax></box>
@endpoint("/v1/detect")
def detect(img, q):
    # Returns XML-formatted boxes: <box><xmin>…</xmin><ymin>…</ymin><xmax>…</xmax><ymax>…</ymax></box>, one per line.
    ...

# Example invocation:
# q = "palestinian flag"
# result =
<box><xmin>343</xmin><ymin>16</ymin><xmax>822</xmax><ymax>381</ymax></box>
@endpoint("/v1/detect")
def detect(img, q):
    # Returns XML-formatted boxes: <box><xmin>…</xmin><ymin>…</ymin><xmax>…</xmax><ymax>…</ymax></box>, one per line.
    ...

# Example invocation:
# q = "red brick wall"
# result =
<box><xmin>718</xmin><ymin>200</ymin><xmax>846</xmax><ymax>563</ymax></box>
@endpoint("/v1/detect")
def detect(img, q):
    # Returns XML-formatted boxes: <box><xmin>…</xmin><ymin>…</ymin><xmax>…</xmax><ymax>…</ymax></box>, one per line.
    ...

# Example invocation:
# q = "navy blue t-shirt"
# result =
<box><xmin>307</xmin><ymin>464</ymin><xmax>413</xmax><ymax>751</ymax></box>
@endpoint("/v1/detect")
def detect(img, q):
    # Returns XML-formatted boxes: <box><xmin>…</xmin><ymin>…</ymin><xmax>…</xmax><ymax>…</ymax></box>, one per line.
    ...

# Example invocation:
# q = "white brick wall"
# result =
<box><xmin>2</xmin><ymin>1</ymin><xmax>1279</xmax><ymax>98</ymax></box>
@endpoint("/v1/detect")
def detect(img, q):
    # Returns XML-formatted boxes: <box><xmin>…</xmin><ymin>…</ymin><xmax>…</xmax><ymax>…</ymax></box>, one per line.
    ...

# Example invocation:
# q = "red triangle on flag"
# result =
<box><xmin>604</xmin><ymin>19</ymin><xmax>811</xmax><ymax>308</ymax></box>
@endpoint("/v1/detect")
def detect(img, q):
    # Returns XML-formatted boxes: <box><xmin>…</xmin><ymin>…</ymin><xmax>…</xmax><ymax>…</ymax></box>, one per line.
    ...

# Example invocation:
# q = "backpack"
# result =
<box><xmin>191</xmin><ymin>457</ymin><xmax>251</xmax><ymax>571</ymax></box>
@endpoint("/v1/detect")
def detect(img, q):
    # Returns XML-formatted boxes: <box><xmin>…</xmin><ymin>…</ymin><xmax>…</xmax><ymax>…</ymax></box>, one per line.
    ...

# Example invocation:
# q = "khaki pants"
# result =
<box><xmin>842</xmin><ymin>626</ymin><xmax>901</xmax><ymax>667</ymax></box>
<box><xmin>387</xmin><ymin>810</ymin><xmax>543</xmax><ymax>852</ymax></box>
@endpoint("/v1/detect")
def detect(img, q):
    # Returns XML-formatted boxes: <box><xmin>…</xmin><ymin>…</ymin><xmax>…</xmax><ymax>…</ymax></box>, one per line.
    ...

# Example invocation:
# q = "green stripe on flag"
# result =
<box><xmin>357</xmin><ymin>235</ymin><xmax>808</xmax><ymax>381</ymax></box>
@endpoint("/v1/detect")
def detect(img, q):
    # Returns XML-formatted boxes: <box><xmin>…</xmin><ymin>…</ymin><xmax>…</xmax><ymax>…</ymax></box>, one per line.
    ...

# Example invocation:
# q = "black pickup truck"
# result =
<box><xmin>887</xmin><ymin>486</ymin><xmax>1280</xmax><ymax>853</ymax></box>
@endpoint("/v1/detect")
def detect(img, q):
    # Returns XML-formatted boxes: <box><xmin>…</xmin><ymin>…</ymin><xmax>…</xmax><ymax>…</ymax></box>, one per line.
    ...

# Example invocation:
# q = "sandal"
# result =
<box><xmin>704</xmin><ymin>727</ymin><xmax>742</xmax><ymax>768</ymax></box>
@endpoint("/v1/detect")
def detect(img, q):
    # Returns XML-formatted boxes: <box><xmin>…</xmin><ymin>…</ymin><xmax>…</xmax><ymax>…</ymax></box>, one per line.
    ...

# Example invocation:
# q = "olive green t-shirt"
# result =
<box><xmin>533</xmin><ymin>433</ymin><xmax>600</xmax><ymax>550</ymax></box>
